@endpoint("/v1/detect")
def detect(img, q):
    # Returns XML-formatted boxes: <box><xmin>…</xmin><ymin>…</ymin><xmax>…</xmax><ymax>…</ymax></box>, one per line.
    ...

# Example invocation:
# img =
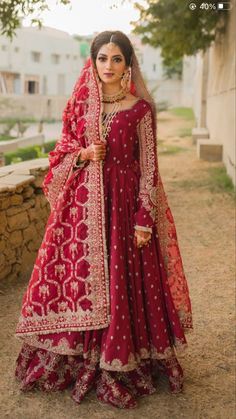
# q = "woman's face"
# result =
<box><xmin>95</xmin><ymin>43</ymin><xmax>127</xmax><ymax>86</ymax></box>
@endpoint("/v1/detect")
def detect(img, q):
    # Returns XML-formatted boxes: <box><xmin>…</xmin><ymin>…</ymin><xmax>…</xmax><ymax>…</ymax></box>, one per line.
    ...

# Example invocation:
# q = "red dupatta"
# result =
<box><xmin>15</xmin><ymin>56</ymin><xmax>192</xmax><ymax>340</ymax></box>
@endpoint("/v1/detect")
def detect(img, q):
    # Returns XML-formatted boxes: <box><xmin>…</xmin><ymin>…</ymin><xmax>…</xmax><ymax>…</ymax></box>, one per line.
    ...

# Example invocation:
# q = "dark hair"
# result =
<box><xmin>90</xmin><ymin>30</ymin><xmax>134</xmax><ymax>67</ymax></box>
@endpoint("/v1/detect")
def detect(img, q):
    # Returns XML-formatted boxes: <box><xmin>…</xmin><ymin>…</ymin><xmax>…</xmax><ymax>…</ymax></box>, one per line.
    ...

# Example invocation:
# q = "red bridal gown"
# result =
<box><xmin>15</xmin><ymin>99</ymin><xmax>190</xmax><ymax>409</ymax></box>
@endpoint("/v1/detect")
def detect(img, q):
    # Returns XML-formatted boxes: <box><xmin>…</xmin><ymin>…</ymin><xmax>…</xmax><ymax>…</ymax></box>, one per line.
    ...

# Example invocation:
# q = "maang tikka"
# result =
<box><xmin>108</xmin><ymin>34</ymin><xmax>116</xmax><ymax>48</ymax></box>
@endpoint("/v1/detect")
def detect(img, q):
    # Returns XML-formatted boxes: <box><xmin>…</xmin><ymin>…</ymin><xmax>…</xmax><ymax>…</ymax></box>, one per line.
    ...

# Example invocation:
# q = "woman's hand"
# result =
<box><xmin>134</xmin><ymin>230</ymin><xmax>152</xmax><ymax>248</ymax></box>
<box><xmin>80</xmin><ymin>141</ymin><xmax>106</xmax><ymax>162</ymax></box>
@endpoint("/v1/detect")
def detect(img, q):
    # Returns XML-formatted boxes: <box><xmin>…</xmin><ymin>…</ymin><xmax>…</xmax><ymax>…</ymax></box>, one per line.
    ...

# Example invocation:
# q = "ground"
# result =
<box><xmin>0</xmin><ymin>109</ymin><xmax>235</xmax><ymax>419</ymax></box>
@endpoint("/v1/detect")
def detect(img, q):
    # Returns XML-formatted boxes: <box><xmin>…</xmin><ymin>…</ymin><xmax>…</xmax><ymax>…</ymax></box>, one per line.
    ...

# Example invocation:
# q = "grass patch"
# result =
<box><xmin>207</xmin><ymin>166</ymin><xmax>235</xmax><ymax>194</ymax></box>
<box><xmin>159</xmin><ymin>145</ymin><xmax>188</xmax><ymax>155</ymax></box>
<box><xmin>178</xmin><ymin>127</ymin><xmax>193</xmax><ymax>137</ymax></box>
<box><xmin>170</xmin><ymin>107</ymin><xmax>195</xmax><ymax>121</ymax></box>
<box><xmin>0</xmin><ymin>117</ymin><xmax>60</xmax><ymax>124</ymax></box>
<box><xmin>0</xmin><ymin>134</ymin><xmax>17</xmax><ymax>142</ymax></box>
<box><xmin>171</xmin><ymin>165</ymin><xmax>235</xmax><ymax>196</ymax></box>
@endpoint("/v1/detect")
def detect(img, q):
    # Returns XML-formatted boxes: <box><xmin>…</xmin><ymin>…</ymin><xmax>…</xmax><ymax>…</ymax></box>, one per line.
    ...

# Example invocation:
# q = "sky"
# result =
<box><xmin>23</xmin><ymin>0</ymin><xmax>145</xmax><ymax>36</ymax></box>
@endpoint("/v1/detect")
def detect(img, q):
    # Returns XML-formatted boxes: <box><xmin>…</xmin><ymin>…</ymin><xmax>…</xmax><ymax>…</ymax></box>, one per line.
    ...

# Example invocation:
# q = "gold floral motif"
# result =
<box><xmin>15</xmin><ymin>63</ymin><xmax>111</xmax><ymax>338</ymax></box>
<box><xmin>137</xmin><ymin>110</ymin><xmax>158</xmax><ymax>219</ymax></box>
<box><xmin>137</xmin><ymin>107</ymin><xmax>193</xmax><ymax>329</ymax></box>
<box><xmin>17</xmin><ymin>332</ymin><xmax>188</xmax><ymax>372</ymax></box>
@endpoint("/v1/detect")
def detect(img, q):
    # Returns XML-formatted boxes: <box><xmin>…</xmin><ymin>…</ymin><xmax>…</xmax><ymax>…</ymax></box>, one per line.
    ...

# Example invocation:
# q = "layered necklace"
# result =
<box><xmin>101</xmin><ymin>88</ymin><xmax>126</xmax><ymax>139</ymax></box>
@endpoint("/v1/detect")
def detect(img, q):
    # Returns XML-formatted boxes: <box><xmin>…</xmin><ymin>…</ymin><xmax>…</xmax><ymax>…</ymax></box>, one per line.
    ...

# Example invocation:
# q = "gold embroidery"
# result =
<box><xmin>15</xmin><ymin>64</ymin><xmax>111</xmax><ymax>337</ymax></box>
<box><xmin>137</xmin><ymin>110</ymin><xmax>158</xmax><ymax>220</ymax></box>
<box><xmin>17</xmin><ymin>334</ymin><xmax>188</xmax><ymax>372</ymax></box>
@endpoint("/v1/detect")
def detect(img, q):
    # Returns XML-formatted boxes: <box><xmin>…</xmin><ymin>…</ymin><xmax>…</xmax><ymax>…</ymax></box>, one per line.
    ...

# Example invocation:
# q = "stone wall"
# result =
<box><xmin>0</xmin><ymin>158</ymin><xmax>50</xmax><ymax>282</ymax></box>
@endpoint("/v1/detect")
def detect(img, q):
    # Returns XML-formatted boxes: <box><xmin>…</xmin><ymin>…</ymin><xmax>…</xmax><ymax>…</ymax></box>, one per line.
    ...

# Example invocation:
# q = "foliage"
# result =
<box><xmin>132</xmin><ymin>0</ymin><xmax>229</xmax><ymax>68</ymax></box>
<box><xmin>0</xmin><ymin>134</ymin><xmax>17</xmax><ymax>142</ymax></box>
<box><xmin>0</xmin><ymin>0</ymin><xmax>70</xmax><ymax>38</ymax></box>
<box><xmin>4</xmin><ymin>140</ymin><xmax>56</xmax><ymax>164</ymax></box>
<box><xmin>162</xmin><ymin>58</ymin><xmax>183</xmax><ymax>79</ymax></box>
<box><xmin>0</xmin><ymin>117</ymin><xmax>59</xmax><ymax>123</ymax></box>
<box><xmin>43</xmin><ymin>140</ymin><xmax>57</xmax><ymax>152</ymax></box>
<box><xmin>170</xmin><ymin>107</ymin><xmax>195</xmax><ymax>120</ymax></box>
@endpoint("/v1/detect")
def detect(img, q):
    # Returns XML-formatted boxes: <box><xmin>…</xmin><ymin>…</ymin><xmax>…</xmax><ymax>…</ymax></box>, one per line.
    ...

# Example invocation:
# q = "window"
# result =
<box><xmin>28</xmin><ymin>81</ymin><xmax>37</xmax><ymax>94</ymax></box>
<box><xmin>24</xmin><ymin>76</ymin><xmax>40</xmax><ymax>94</ymax></box>
<box><xmin>14</xmin><ymin>47</ymin><xmax>20</xmax><ymax>53</ymax></box>
<box><xmin>31</xmin><ymin>51</ymin><xmax>41</xmax><ymax>63</ymax></box>
<box><xmin>66</xmin><ymin>54</ymin><xmax>70</xmax><ymax>59</ymax></box>
<box><xmin>153</xmin><ymin>63</ymin><xmax>157</xmax><ymax>72</ymax></box>
<box><xmin>1</xmin><ymin>45</ymin><xmax>7</xmax><ymax>51</ymax></box>
<box><xmin>51</xmin><ymin>54</ymin><xmax>60</xmax><ymax>64</ymax></box>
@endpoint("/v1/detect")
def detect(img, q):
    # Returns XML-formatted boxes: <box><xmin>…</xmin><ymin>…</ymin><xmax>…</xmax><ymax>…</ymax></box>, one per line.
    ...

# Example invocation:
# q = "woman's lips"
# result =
<box><xmin>104</xmin><ymin>73</ymin><xmax>114</xmax><ymax>77</ymax></box>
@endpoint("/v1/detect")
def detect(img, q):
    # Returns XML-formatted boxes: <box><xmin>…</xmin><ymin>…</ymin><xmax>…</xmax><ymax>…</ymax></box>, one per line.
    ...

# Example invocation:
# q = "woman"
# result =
<box><xmin>14</xmin><ymin>31</ymin><xmax>193</xmax><ymax>409</ymax></box>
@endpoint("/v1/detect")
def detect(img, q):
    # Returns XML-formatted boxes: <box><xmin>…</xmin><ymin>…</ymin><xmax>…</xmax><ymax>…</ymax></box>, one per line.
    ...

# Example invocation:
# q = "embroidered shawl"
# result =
<box><xmin>15</xmin><ymin>57</ymin><xmax>192</xmax><ymax>339</ymax></box>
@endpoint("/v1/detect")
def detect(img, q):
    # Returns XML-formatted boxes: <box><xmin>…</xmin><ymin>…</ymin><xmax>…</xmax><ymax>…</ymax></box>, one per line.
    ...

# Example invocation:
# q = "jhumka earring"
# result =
<box><xmin>121</xmin><ymin>68</ymin><xmax>131</xmax><ymax>93</ymax></box>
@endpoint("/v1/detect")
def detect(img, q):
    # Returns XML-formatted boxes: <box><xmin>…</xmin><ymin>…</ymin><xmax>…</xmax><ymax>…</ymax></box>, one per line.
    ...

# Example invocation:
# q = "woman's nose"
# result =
<box><xmin>105</xmin><ymin>59</ymin><xmax>113</xmax><ymax>70</ymax></box>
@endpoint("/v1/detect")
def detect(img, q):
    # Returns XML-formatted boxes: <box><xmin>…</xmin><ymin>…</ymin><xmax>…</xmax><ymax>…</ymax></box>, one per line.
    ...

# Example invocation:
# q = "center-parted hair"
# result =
<box><xmin>90</xmin><ymin>30</ymin><xmax>134</xmax><ymax>67</ymax></box>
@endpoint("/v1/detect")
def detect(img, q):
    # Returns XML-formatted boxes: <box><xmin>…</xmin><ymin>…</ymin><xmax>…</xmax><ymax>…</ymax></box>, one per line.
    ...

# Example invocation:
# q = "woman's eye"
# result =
<box><xmin>98</xmin><ymin>57</ymin><xmax>106</xmax><ymax>62</ymax></box>
<box><xmin>114</xmin><ymin>58</ymin><xmax>122</xmax><ymax>63</ymax></box>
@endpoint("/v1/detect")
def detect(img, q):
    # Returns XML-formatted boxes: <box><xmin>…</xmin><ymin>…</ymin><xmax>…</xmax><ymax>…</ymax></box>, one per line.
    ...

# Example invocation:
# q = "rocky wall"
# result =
<box><xmin>0</xmin><ymin>158</ymin><xmax>50</xmax><ymax>282</ymax></box>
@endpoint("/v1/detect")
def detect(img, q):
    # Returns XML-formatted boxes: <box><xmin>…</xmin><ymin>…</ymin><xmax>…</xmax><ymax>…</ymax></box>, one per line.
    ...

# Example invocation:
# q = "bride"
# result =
<box><xmin>14</xmin><ymin>30</ymin><xmax>193</xmax><ymax>409</ymax></box>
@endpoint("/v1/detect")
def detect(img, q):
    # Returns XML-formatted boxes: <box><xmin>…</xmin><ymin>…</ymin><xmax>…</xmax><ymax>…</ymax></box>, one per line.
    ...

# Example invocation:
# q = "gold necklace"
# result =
<box><xmin>102</xmin><ymin>88</ymin><xmax>126</xmax><ymax>103</ymax></box>
<box><xmin>102</xmin><ymin>101</ymin><xmax>122</xmax><ymax>139</ymax></box>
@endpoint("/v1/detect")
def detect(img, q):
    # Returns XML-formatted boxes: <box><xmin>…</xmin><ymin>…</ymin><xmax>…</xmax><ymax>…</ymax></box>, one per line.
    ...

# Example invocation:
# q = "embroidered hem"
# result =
<box><xmin>16</xmin><ymin>334</ymin><xmax>188</xmax><ymax>372</ymax></box>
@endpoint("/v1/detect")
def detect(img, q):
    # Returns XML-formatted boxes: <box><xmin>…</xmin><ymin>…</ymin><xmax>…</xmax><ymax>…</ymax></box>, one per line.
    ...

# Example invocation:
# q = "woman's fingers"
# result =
<box><xmin>134</xmin><ymin>230</ymin><xmax>151</xmax><ymax>248</ymax></box>
<box><xmin>92</xmin><ymin>143</ymin><xmax>106</xmax><ymax>161</ymax></box>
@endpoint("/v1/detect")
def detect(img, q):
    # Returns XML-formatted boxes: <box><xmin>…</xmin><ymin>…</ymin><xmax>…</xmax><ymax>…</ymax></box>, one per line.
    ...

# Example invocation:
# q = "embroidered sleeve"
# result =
<box><xmin>134</xmin><ymin>109</ymin><xmax>158</xmax><ymax>232</ymax></box>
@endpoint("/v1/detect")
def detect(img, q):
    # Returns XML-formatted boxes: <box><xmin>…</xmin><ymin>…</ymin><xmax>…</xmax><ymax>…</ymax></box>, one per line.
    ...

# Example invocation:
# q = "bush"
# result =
<box><xmin>4</xmin><ymin>141</ymin><xmax>56</xmax><ymax>165</ymax></box>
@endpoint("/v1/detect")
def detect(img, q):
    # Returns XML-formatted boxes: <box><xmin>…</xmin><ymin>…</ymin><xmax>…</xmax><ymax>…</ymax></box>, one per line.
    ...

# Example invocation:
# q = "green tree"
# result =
<box><xmin>0</xmin><ymin>0</ymin><xmax>70</xmax><ymax>38</ymax></box>
<box><xmin>132</xmin><ymin>0</ymin><xmax>229</xmax><ymax>69</ymax></box>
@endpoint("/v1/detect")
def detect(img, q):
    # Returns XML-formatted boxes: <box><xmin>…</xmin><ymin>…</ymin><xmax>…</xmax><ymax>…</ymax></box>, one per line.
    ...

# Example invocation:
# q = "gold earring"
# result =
<box><xmin>121</xmin><ymin>68</ymin><xmax>131</xmax><ymax>92</ymax></box>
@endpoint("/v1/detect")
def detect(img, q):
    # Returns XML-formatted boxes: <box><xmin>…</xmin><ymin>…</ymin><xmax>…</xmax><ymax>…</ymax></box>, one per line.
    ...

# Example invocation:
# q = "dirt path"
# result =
<box><xmin>0</xmin><ymin>110</ymin><xmax>235</xmax><ymax>419</ymax></box>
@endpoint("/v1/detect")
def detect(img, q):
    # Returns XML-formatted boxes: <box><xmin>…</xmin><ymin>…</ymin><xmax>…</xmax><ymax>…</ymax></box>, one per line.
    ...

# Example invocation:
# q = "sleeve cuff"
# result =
<box><xmin>134</xmin><ymin>225</ymin><xmax>152</xmax><ymax>233</ymax></box>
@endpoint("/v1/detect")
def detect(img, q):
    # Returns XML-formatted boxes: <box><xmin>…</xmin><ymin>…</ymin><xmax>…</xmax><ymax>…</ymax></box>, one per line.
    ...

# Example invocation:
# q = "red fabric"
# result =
<box><xmin>15</xmin><ymin>58</ymin><xmax>192</xmax><ymax>408</ymax></box>
<box><xmin>15</xmin><ymin>59</ymin><xmax>192</xmax><ymax>341</ymax></box>
<box><xmin>15</xmin><ymin>343</ymin><xmax>183</xmax><ymax>408</ymax></box>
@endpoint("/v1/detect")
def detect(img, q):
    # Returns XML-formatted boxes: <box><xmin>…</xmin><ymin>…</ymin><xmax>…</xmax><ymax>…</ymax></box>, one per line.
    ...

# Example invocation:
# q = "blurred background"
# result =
<box><xmin>0</xmin><ymin>0</ymin><xmax>235</xmax><ymax>186</ymax></box>
<box><xmin>0</xmin><ymin>1</ymin><xmax>235</xmax><ymax>418</ymax></box>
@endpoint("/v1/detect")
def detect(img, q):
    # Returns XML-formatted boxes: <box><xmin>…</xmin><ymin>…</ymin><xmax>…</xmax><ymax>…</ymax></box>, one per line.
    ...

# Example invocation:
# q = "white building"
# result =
<box><xmin>0</xmin><ymin>26</ymin><xmax>88</xmax><ymax>96</ymax></box>
<box><xmin>129</xmin><ymin>35</ymin><xmax>183</xmax><ymax>108</ymax></box>
<box><xmin>0</xmin><ymin>26</ymin><xmax>185</xmax><ymax>119</ymax></box>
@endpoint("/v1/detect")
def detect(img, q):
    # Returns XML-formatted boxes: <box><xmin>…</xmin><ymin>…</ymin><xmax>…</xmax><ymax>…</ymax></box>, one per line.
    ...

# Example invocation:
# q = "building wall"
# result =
<box><xmin>0</xmin><ymin>26</ymin><xmax>85</xmax><ymax>96</ymax></box>
<box><xmin>0</xmin><ymin>94</ymin><xmax>68</xmax><ymax>120</ymax></box>
<box><xmin>181</xmin><ymin>55</ymin><xmax>197</xmax><ymax>109</ymax></box>
<box><xmin>0</xmin><ymin>27</ymin><xmax>195</xmax><ymax>117</ymax></box>
<box><xmin>206</xmin><ymin>5</ymin><xmax>236</xmax><ymax>184</ymax></box>
<box><xmin>130</xmin><ymin>36</ymin><xmax>183</xmax><ymax>107</ymax></box>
